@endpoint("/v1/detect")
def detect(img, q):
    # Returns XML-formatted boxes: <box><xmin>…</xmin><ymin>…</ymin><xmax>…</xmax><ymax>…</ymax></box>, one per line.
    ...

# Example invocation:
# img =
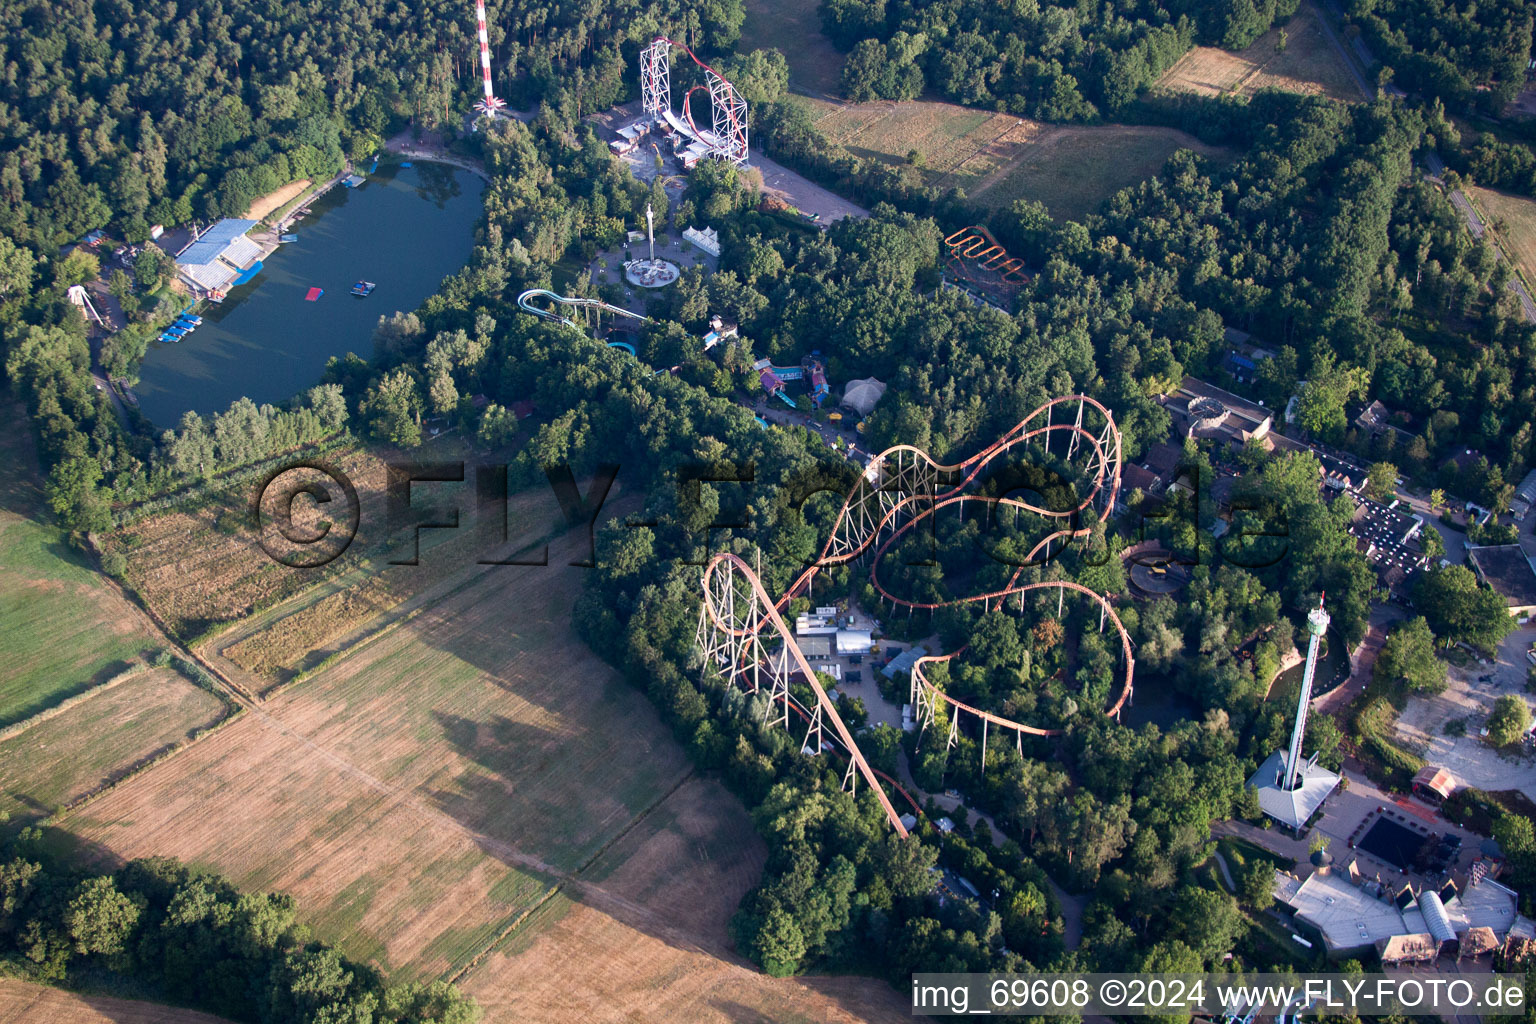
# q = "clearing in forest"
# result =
<box><xmin>806</xmin><ymin>98</ymin><xmax>1230</xmax><ymax>222</ymax></box>
<box><xmin>966</xmin><ymin>124</ymin><xmax>1231</xmax><ymax>222</ymax></box>
<box><xmin>740</xmin><ymin>0</ymin><xmax>845</xmax><ymax>97</ymax></box>
<box><xmin>1156</xmin><ymin>5</ymin><xmax>1365</xmax><ymax>102</ymax></box>
<box><xmin>1471</xmin><ymin>185</ymin><xmax>1536</xmax><ymax>288</ymax></box>
<box><xmin>243</xmin><ymin>178</ymin><xmax>311</xmax><ymax>221</ymax></box>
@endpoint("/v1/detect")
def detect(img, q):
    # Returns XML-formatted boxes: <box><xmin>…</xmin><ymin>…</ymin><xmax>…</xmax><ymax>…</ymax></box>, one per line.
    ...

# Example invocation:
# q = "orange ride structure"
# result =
<box><xmin>697</xmin><ymin>395</ymin><xmax>1135</xmax><ymax>836</ymax></box>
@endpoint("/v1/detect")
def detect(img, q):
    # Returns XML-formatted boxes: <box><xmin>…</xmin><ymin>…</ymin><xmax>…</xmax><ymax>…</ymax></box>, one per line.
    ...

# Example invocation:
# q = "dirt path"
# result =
<box><xmin>938</xmin><ymin>118</ymin><xmax>1043</xmax><ymax>196</ymax></box>
<box><xmin>243</xmin><ymin>179</ymin><xmax>310</xmax><ymax>221</ymax></box>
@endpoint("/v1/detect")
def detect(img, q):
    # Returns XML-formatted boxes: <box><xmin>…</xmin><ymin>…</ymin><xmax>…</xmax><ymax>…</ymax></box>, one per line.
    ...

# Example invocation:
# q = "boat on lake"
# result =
<box><xmin>351</xmin><ymin>280</ymin><xmax>376</xmax><ymax>297</ymax></box>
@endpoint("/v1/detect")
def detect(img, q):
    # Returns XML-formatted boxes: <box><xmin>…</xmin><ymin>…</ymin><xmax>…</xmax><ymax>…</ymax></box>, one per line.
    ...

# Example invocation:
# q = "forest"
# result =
<box><xmin>818</xmin><ymin>0</ymin><xmax>1298</xmax><ymax>117</ymax></box>
<box><xmin>1347</xmin><ymin>0</ymin><xmax>1536</xmax><ymax>111</ymax></box>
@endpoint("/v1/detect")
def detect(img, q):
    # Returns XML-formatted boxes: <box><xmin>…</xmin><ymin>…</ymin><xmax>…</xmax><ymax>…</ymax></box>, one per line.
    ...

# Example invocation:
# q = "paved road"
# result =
<box><xmin>1424</xmin><ymin>151</ymin><xmax>1536</xmax><ymax>323</ymax></box>
<box><xmin>750</xmin><ymin>152</ymin><xmax>869</xmax><ymax>225</ymax></box>
<box><xmin>1313</xmin><ymin>1</ymin><xmax>1376</xmax><ymax>102</ymax></box>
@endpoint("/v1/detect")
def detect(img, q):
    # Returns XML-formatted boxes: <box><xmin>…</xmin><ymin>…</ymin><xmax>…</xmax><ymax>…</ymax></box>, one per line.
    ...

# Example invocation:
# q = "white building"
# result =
<box><xmin>1275</xmin><ymin>858</ymin><xmax>1530</xmax><ymax>958</ymax></box>
<box><xmin>175</xmin><ymin>218</ymin><xmax>262</xmax><ymax>299</ymax></box>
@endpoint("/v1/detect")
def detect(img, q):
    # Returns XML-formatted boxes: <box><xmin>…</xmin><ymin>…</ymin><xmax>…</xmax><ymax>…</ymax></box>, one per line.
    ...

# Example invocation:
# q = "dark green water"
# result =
<box><xmin>134</xmin><ymin>162</ymin><xmax>485</xmax><ymax>428</ymax></box>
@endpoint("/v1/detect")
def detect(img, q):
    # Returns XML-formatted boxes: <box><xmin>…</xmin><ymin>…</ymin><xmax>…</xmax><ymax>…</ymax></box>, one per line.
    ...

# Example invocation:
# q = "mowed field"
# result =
<box><xmin>1157</xmin><ymin>5</ymin><xmax>1365</xmax><ymax>102</ymax></box>
<box><xmin>54</xmin><ymin>517</ymin><xmax>906</xmax><ymax>1021</ymax></box>
<box><xmin>0</xmin><ymin>403</ymin><xmax>165</xmax><ymax>724</ymax></box>
<box><xmin>460</xmin><ymin>776</ymin><xmax>909</xmax><ymax>1023</ymax></box>
<box><xmin>741</xmin><ymin>0</ymin><xmax>845</xmax><ymax>96</ymax></box>
<box><xmin>0</xmin><ymin>667</ymin><xmax>229</xmax><ymax>825</ymax></box>
<box><xmin>0</xmin><ymin>980</ymin><xmax>235</xmax><ymax>1024</ymax></box>
<box><xmin>1472</xmin><ymin>185</ymin><xmax>1536</xmax><ymax>288</ymax></box>
<box><xmin>58</xmin><ymin>538</ymin><xmax>675</xmax><ymax>979</ymax></box>
<box><xmin>806</xmin><ymin>98</ymin><xmax>1230</xmax><ymax>221</ymax></box>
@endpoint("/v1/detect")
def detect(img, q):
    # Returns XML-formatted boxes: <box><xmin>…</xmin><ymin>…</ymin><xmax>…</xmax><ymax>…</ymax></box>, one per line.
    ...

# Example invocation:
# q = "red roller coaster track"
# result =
<box><xmin>640</xmin><ymin>36</ymin><xmax>749</xmax><ymax>165</ymax></box>
<box><xmin>697</xmin><ymin>396</ymin><xmax>1134</xmax><ymax>834</ymax></box>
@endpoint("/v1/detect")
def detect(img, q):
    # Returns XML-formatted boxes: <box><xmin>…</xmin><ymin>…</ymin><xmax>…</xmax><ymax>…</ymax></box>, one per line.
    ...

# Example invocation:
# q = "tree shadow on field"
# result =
<box><xmin>423</xmin><ymin>711</ymin><xmax>579</xmax><ymax>855</ymax></box>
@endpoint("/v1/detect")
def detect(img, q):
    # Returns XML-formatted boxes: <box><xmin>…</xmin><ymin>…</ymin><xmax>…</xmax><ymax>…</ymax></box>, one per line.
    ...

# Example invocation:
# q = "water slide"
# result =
<box><xmin>517</xmin><ymin>288</ymin><xmax>679</xmax><ymax>376</ymax></box>
<box><xmin>517</xmin><ymin>288</ymin><xmax>650</xmax><ymax>332</ymax></box>
<box><xmin>757</xmin><ymin>356</ymin><xmax>829</xmax><ymax>407</ymax></box>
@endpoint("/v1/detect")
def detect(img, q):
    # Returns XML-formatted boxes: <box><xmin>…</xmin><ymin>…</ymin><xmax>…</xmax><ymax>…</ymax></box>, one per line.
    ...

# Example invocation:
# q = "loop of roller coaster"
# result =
<box><xmin>697</xmin><ymin>396</ymin><xmax>1134</xmax><ymax>834</ymax></box>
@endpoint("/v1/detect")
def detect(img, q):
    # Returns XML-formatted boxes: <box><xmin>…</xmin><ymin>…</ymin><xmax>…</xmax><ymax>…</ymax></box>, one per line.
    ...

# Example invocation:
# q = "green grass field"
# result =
<box><xmin>740</xmin><ymin>0</ymin><xmax>846</xmax><ymax>96</ymax></box>
<box><xmin>967</xmin><ymin>124</ymin><xmax>1231</xmax><ymax>221</ymax></box>
<box><xmin>0</xmin><ymin>667</ymin><xmax>228</xmax><ymax>825</ymax></box>
<box><xmin>0</xmin><ymin>405</ymin><xmax>164</xmax><ymax>725</ymax></box>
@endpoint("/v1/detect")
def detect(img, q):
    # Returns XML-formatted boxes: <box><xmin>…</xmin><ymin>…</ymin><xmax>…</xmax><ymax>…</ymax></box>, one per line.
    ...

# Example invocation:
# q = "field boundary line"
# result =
<box><xmin>40</xmin><ymin>706</ymin><xmax>245</xmax><ymax>824</ymax></box>
<box><xmin>86</xmin><ymin>545</ymin><xmax>262</xmax><ymax>707</ymax></box>
<box><xmin>573</xmin><ymin>768</ymin><xmax>698</xmax><ymax>876</ymax></box>
<box><xmin>442</xmin><ymin>766</ymin><xmax>698</xmax><ymax>986</ymax></box>
<box><xmin>443</xmin><ymin>884</ymin><xmax>566</xmax><ymax>984</ymax></box>
<box><xmin>932</xmin><ymin>115</ymin><xmax>1020</xmax><ymax>194</ymax></box>
<box><xmin>0</xmin><ymin>663</ymin><xmax>150</xmax><ymax>743</ymax></box>
<box><xmin>230</xmin><ymin>513</ymin><xmax>586</xmax><ymax>701</ymax></box>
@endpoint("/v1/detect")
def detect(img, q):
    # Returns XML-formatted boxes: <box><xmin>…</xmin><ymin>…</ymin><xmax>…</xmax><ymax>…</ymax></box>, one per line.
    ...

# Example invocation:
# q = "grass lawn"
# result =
<box><xmin>740</xmin><ymin>0</ymin><xmax>845</xmax><ymax>96</ymax></box>
<box><xmin>0</xmin><ymin>401</ymin><xmax>164</xmax><ymax>725</ymax></box>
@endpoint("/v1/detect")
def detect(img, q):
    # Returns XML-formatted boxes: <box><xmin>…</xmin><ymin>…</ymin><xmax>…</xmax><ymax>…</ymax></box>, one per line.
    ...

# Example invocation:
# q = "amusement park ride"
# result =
<box><xmin>515</xmin><ymin>289</ymin><xmax>649</xmax><ymax>336</ymax></box>
<box><xmin>697</xmin><ymin>396</ymin><xmax>1133</xmax><ymax>837</ymax></box>
<box><xmin>624</xmin><ymin>203</ymin><xmax>680</xmax><ymax>288</ymax></box>
<box><xmin>471</xmin><ymin>0</ymin><xmax>506</xmax><ymax>118</ymax></box>
<box><xmin>640</xmin><ymin>36</ymin><xmax>749</xmax><ymax>166</ymax></box>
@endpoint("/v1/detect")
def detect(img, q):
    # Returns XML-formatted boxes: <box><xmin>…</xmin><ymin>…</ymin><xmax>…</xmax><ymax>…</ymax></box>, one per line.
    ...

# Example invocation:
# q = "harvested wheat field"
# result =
<box><xmin>56</xmin><ymin>530</ymin><xmax>693</xmax><ymax>983</ymax></box>
<box><xmin>0</xmin><ymin>980</ymin><xmax>234</xmax><ymax>1024</ymax></box>
<box><xmin>0</xmin><ymin>666</ymin><xmax>229</xmax><ymax>825</ymax></box>
<box><xmin>1157</xmin><ymin>5</ymin><xmax>1365</xmax><ymax>102</ymax></box>
<box><xmin>460</xmin><ymin>776</ymin><xmax>909</xmax><ymax>1024</ymax></box>
<box><xmin>207</xmin><ymin>480</ymin><xmax>604</xmax><ymax>694</ymax></box>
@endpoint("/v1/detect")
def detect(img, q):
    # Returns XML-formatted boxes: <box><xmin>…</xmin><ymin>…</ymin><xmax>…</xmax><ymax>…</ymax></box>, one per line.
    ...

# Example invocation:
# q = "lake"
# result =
<box><xmin>133</xmin><ymin>161</ymin><xmax>486</xmax><ymax>428</ymax></box>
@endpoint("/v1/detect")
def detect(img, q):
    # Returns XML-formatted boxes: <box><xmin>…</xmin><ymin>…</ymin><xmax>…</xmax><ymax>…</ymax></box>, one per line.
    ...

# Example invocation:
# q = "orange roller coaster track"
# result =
<box><xmin>697</xmin><ymin>395</ymin><xmax>1133</xmax><ymax>835</ymax></box>
<box><xmin>943</xmin><ymin>225</ymin><xmax>1029</xmax><ymax>283</ymax></box>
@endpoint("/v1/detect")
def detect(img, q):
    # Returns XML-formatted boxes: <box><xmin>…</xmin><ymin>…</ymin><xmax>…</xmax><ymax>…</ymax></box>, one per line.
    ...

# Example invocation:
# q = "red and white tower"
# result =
<box><xmin>472</xmin><ymin>0</ymin><xmax>506</xmax><ymax>117</ymax></box>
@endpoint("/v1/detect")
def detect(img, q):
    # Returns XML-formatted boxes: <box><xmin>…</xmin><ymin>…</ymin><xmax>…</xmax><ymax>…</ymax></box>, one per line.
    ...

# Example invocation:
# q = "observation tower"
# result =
<box><xmin>1247</xmin><ymin>597</ymin><xmax>1341</xmax><ymax>833</ymax></box>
